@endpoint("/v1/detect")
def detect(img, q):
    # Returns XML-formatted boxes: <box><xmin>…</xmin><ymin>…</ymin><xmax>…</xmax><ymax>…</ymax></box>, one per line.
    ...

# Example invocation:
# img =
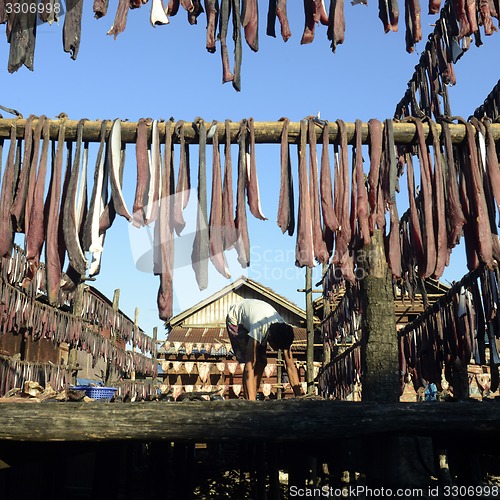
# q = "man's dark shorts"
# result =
<box><xmin>226</xmin><ymin>319</ymin><xmax>267</xmax><ymax>365</ymax></box>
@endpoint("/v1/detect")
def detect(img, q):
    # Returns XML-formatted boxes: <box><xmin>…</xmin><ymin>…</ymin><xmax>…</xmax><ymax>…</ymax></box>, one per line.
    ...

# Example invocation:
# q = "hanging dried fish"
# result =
<box><xmin>246</xmin><ymin>118</ymin><xmax>267</xmax><ymax>220</ymax></box>
<box><xmin>354</xmin><ymin>119</ymin><xmax>370</xmax><ymax>244</ymax></box>
<box><xmin>441</xmin><ymin>121</ymin><xmax>465</xmax><ymax>248</ymax></box>
<box><xmin>156</xmin><ymin>119</ymin><xmax>175</xmax><ymax>321</ymax></box>
<box><xmin>133</xmin><ymin>118</ymin><xmax>151</xmax><ymax>228</ymax></box>
<box><xmin>277</xmin><ymin>117</ymin><xmax>295</xmax><ymax>236</ymax></box>
<box><xmin>219</xmin><ymin>0</ymin><xmax>234</xmax><ymax>83</ymax></box>
<box><xmin>63</xmin><ymin>0</ymin><xmax>84</xmax><ymax>59</ymax></box>
<box><xmin>327</xmin><ymin>0</ymin><xmax>345</xmax><ymax>52</ymax></box>
<box><xmin>173</xmin><ymin>120</ymin><xmax>191</xmax><ymax>235</ymax></box>
<box><xmin>234</xmin><ymin>120</ymin><xmax>251</xmax><ymax>267</ymax></box>
<box><xmin>295</xmin><ymin>119</ymin><xmax>314</xmax><ymax>267</ymax></box>
<box><xmin>308</xmin><ymin>117</ymin><xmax>328</xmax><ymax>263</ymax></box>
<box><xmin>222</xmin><ymin>119</ymin><xmax>238</xmax><ymax>249</ymax></box>
<box><xmin>83</xmin><ymin>120</ymin><xmax>109</xmax><ymax>277</ymax></box>
<box><xmin>7</xmin><ymin>0</ymin><xmax>37</xmax><ymax>73</ymax></box>
<box><xmin>367</xmin><ymin>118</ymin><xmax>384</xmax><ymax>232</ymax></box>
<box><xmin>109</xmin><ymin>119</ymin><xmax>133</xmax><ymax>221</ymax></box>
<box><xmin>93</xmin><ymin>0</ymin><xmax>109</xmax><ymax>19</ymax></box>
<box><xmin>209</xmin><ymin>121</ymin><xmax>231</xmax><ymax>278</ymax></box>
<box><xmin>145</xmin><ymin>119</ymin><xmax>161</xmax><ymax>225</ymax></box>
<box><xmin>45</xmin><ymin>117</ymin><xmax>66</xmax><ymax>305</ymax></box>
<box><xmin>205</xmin><ymin>0</ymin><xmax>219</xmax><ymax>52</ymax></box>
<box><xmin>151</xmin><ymin>0</ymin><xmax>170</xmax><ymax>25</ymax></box>
<box><xmin>191</xmin><ymin>117</ymin><xmax>209</xmax><ymax>290</ymax></box>
<box><xmin>0</xmin><ymin>120</ymin><xmax>20</xmax><ymax>257</ymax></box>
<box><xmin>24</xmin><ymin>115</ymin><xmax>46</xmax><ymax>234</ymax></box>
<box><xmin>241</xmin><ymin>0</ymin><xmax>258</xmax><ymax>51</ymax></box>
<box><xmin>62</xmin><ymin>118</ymin><xmax>88</xmax><ymax>277</ymax></box>
<box><xmin>232</xmin><ymin>0</ymin><xmax>243</xmax><ymax>91</ymax></box>
<box><xmin>10</xmin><ymin>114</ymin><xmax>35</xmax><ymax>232</ymax></box>
<box><xmin>107</xmin><ymin>0</ymin><xmax>129</xmax><ymax>38</ymax></box>
<box><xmin>26</xmin><ymin>119</ymin><xmax>50</xmax><ymax>279</ymax></box>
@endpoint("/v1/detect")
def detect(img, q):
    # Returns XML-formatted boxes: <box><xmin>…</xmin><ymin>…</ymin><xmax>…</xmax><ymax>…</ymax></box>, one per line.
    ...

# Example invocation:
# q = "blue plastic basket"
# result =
<box><xmin>85</xmin><ymin>387</ymin><xmax>117</xmax><ymax>400</ymax></box>
<box><xmin>70</xmin><ymin>385</ymin><xmax>117</xmax><ymax>400</ymax></box>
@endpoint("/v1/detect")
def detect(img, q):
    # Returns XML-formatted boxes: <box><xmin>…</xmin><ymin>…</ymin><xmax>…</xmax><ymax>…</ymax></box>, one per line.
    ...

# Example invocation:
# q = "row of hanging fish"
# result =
<box><xmin>0</xmin><ymin>353</ymin><xmax>71</xmax><ymax>397</ymax></box>
<box><xmin>4</xmin><ymin>0</ymin><xmax>497</xmax><ymax>87</ymax></box>
<box><xmin>474</xmin><ymin>78</ymin><xmax>500</xmax><ymax>120</ymax></box>
<box><xmin>321</xmin><ymin>280</ymin><xmax>362</xmax><ymax>348</ymax></box>
<box><xmin>396</xmin><ymin>0</ymin><xmax>499</xmax><ymax>121</ymax></box>
<box><xmin>0</xmin><ymin>274</ymin><xmax>156</xmax><ymax>376</ymax></box>
<box><xmin>0</xmin><ymin>242</ymin><xmax>154</xmax><ymax>354</ymax></box>
<box><xmin>317</xmin><ymin>343</ymin><xmax>361</xmax><ymax>400</ymax></box>
<box><xmin>0</xmin><ymin>115</ymin><xmax>268</xmax><ymax>321</ymax></box>
<box><xmin>398</xmin><ymin>264</ymin><xmax>500</xmax><ymax>397</ymax></box>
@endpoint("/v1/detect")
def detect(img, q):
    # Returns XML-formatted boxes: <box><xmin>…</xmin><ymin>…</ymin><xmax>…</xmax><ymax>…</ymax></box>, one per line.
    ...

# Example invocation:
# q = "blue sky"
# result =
<box><xmin>1</xmin><ymin>2</ymin><xmax>499</xmax><ymax>339</ymax></box>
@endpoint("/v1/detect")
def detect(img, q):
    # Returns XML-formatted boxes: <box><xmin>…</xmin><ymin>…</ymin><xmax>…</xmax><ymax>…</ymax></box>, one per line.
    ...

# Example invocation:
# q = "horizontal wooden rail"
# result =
<box><xmin>0</xmin><ymin>118</ymin><xmax>497</xmax><ymax>145</ymax></box>
<box><xmin>0</xmin><ymin>400</ymin><xmax>498</xmax><ymax>442</ymax></box>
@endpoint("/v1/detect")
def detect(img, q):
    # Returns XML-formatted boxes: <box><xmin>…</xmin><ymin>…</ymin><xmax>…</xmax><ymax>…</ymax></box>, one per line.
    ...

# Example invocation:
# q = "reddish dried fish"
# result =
<box><xmin>107</xmin><ymin>0</ymin><xmax>129</xmax><ymax>38</ymax></box>
<box><xmin>26</xmin><ymin>119</ymin><xmax>50</xmax><ymax>278</ymax></box>
<box><xmin>205</xmin><ymin>0</ymin><xmax>219</xmax><ymax>52</ymax></box>
<box><xmin>295</xmin><ymin>119</ymin><xmax>314</xmax><ymax>267</ymax></box>
<box><xmin>156</xmin><ymin>120</ymin><xmax>175</xmax><ymax>321</ymax></box>
<box><xmin>0</xmin><ymin>121</ymin><xmax>20</xmax><ymax>257</ymax></box>
<box><xmin>441</xmin><ymin>121</ymin><xmax>465</xmax><ymax>248</ymax></box>
<box><xmin>45</xmin><ymin>118</ymin><xmax>66</xmax><ymax>305</ymax></box>
<box><xmin>428</xmin><ymin>120</ymin><xmax>447</xmax><ymax>279</ymax></box>
<box><xmin>24</xmin><ymin>116</ymin><xmax>46</xmax><ymax>234</ymax></box>
<box><xmin>132</xmin><ymin>118</ymin><xmax>151</xmax><ymax>228</ymax></box>
<box><xmin>277</xmin><ymin>117</ymin><xmax>295</xmax><ymax>236</ymax></box>
<box><xmin>367</xmin><ymin>119</ymin><xmax>383</xmax><ymax>232</ymax></box>
<box><xmin>242</xmin><ymin>0</ymin><xmax>259</xmax><ymax>51</ymax></box>
<box><xmin>10</xmin><ymin>115</ymin><xmax>35</xmax><ymax>232</ymax></box>
<box><xmin>276</xmin><ymin>0</ymin><xmax>292</xmax><ymax>41</ymax></box>
<box><xmin>246</xmin><ymin>118</ymin><xmax>267</xmax><ymax>220</ymax></box>
<box><xmin>209</xmin><ymin>121</ymin><xmax>231</xmax><ymax>278</ymax></box>
<box><xmin>319</xmin><ymin>121</ymin><xmax>337</xmax><ymax>233</ymax></box>
<box><xmin>354</xmin><ymin>119</ymin><xmax>370</xmax><ymax>244</ymax></box>
<box><xmin>308</xmin><ymin>117</ymin><xmax>328</xmax><ymax>264</ymax></box>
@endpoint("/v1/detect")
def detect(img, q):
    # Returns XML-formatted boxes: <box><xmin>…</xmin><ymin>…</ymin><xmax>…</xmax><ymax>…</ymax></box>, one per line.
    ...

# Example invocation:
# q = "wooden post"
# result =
<box><xmin>152</xmin><ymin>326</ymin><xmax>158</xmax><ymax>380</ymax></box>
<box><xmin>105</xmin><ymin>289</ymin><xmax>120</xmax><ymax>385</ymax></box>
<box><xmin>68</xmin><ymin>283</ymin><xmax>85</xmax><ymax>385</ymax></box>
<box><xmin>322</xmin><ymin>263</ymin><xmax>331</xmax><ymax>367</ymax></box>
<box><xmin>359</xmin><ymin>230</ymin><xmax>399</xmax><ymax>403</ymax></box>
<box><xmin>131</xmin><ymin>308</ymin><xmax>138</xmax><ymax>382</ymax></box>
<box><xmin>306</xmin><ymin>268</ymin><xmax>315</xmax><ymax>395</ymax></box>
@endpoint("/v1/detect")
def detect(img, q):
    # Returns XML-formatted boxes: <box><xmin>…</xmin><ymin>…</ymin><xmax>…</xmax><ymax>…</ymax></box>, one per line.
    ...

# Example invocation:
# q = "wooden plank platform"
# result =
<box><xmin>0</xmin><ymin>400</ymin><xmax>499</xmax><ymax>442</ymax></box>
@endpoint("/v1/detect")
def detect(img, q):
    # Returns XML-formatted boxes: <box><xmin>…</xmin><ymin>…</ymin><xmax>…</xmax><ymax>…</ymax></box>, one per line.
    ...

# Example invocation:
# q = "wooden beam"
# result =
<box><xmin>305</xmin><ymin>268</ymin><xmax>315</xmax><ymax>395</ymax></box>
<box><xmin>0</xmin><ymin>118</ymin><xmax>494</xmax><ymax>145</ymax></box>
<box><xmin>0</xmin><ymin>400</ymin><xmax>498</xmax><ymax>442</ymax></box>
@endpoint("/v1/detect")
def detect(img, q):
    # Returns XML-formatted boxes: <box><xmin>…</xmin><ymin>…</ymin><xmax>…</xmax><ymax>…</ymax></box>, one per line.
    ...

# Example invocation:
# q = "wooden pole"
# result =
<box><xmin>68</xmin><ymin>283</ymin><xmax>85</xmax><ymax>385</ymax></box>
<box><xmin>305</xmin><ymin>268</ymin><xmax>315</xmax><ymax>395</ymax></box>
<box><xmin>0</xmin><ymin>118</ymin><xmax>492</xmax><ymax>145</ymax></box>
<box><xmin>321</xmin><ymin>263</ymin><xmax>331</xmax><ymax>367</ymax></box>
<box><xmin>131</xmin><ymin>307</ymin><xmax>139</xmax><ymax>382</ymax></box>
<box><xmin>105</xmin><ymin>289</ymin><xmax>120</xmax><ymax>385</ymax></box>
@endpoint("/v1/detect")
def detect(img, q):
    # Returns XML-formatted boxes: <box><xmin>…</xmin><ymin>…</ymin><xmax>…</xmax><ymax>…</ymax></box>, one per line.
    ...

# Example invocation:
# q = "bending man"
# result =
<box><xmin>226</xmin><ymin>298</ymin><xmax>303</xmax><ymax>400</ymax></box>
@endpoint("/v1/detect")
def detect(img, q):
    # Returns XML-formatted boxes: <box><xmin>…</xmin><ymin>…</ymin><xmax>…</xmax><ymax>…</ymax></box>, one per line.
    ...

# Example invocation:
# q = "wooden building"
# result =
<box><xmin>158</xmin><ymin>276</ymin><xmax>320</xmax><ymax>399</ymax></box>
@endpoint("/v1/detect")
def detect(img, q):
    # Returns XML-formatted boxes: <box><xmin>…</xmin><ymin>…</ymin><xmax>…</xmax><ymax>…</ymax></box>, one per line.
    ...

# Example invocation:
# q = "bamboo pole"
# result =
<box><xmin>0</xmin><ymin>117</ymin><xmax>495</xmax><ymax>144</ymax></box>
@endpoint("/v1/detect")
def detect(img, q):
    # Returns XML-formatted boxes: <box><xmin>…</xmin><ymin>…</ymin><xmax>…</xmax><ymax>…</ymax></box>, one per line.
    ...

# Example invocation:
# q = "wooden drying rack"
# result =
<box><xmin>0</xmin><ymin>118</ymin><xmax>497</xmax><ymax>144</ymax></box>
